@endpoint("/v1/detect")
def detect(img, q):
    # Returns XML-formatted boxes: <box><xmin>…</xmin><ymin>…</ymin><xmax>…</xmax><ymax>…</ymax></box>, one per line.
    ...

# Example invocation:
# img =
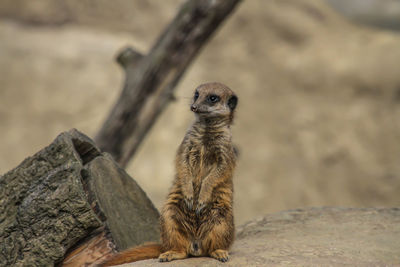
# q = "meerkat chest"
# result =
<box><xmin>187</xmin><ymin>142</ymin><xmax>224</xmax><ymax>175</ymax></box>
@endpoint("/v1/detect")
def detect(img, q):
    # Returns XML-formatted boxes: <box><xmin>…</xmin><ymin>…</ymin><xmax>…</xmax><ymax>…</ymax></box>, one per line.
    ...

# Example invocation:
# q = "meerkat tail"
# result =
<box><xmin>99</xmin><ymin>243</ymin><xmax>161</xmax><ymax>266</ymax></box>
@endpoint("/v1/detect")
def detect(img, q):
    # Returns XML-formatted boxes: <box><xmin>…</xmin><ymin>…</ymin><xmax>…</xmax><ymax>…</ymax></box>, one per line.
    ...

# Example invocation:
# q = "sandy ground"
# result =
<box><xmin>1</xmin><ymin>0</ymin><xmax>400</xmax><ymax>225</ymax></box>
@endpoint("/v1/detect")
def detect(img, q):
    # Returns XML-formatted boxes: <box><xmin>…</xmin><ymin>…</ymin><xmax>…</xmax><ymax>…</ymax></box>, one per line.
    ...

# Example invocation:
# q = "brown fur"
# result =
<box><xmin>100</xmin><ymin>243</ymin><xmax>161</xmax><ymax>266</ymax></box>
<box><xmin>100</xmin><ymin>82</ymin><xmax>238</xmax><ymax>266</ymax></box>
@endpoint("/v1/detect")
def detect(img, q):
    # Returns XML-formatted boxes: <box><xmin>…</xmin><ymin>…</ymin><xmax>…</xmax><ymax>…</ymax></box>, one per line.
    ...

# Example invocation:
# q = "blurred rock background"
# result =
<box><xmin>1</xmin><ymin>0</ymin><xmax>399</xmax><ymax>225</ymax></box>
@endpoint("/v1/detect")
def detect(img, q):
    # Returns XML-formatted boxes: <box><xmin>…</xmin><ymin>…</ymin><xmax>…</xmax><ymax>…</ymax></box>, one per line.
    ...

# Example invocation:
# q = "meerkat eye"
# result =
<box><xmin>207</xmin><ymin>94</ymin><xmax>220</xmax><ymax>103</ymax></box>
<box><xmin>194</xmin><ymin>91</ymin><xmax>199</xmax><ymax>101</ymax></box>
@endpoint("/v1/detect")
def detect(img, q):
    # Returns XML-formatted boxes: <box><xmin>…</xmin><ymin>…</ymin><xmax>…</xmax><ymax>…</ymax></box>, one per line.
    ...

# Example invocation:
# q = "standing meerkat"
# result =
<box><xmin>100</xmin><ymin>82</ymin><xmax>238</xmax><ymax>266</ymax></box>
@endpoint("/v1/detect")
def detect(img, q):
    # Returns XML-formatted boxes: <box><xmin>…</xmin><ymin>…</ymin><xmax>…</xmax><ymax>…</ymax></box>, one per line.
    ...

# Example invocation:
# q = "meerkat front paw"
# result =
<box><xmin>184</xmin><ymin>196</ymin><xmax>194</xmax><ymax>210</ymax></box>
<box><xmin>182</xmin><ymin>183</ymin><xmax>194</xmax><ymax>210</ymax></box>
<box><xmin>195</xmin><ymin>201</ymin><xmax>207</xmax><ymax>216</ymax></box>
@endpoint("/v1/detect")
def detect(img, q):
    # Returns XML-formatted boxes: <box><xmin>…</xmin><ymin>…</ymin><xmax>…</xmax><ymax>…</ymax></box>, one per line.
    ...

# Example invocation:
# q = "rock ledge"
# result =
<box><xmin>120</xmin><ymin>207</ymin><xmax>400</xmax><ymax>267</ymax></box>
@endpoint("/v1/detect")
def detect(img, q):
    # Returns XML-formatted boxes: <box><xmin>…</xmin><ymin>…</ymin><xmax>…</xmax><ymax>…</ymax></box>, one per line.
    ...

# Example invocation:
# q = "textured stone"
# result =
<box><xmin>120</xmin><ymin>207</ymin><xmax>400</xmax><ymax>267</ymax></box>
<box><xmin>0</xmin><ymin>129</ymin><xmax>160</xmax><ymax>266</ymax></box>
<box><xmin>0</xmin><ymin>130</ymin><xmax>102</xmax><ymax>266</ymax></box>
<box><xmin>85</xmin><ymin>154</ymin><xmax>160</xmax><ymax>250</ymax></box>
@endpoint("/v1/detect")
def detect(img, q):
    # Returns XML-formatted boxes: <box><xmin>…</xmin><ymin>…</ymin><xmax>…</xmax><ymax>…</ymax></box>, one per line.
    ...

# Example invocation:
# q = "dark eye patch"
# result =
<box><xmin>194</xmin><ymin>91</ymin><xmax>199</xmax><ymax>101</ymax></box>
<box><xmin>228</xmin><ymin>95</ymin><xmax>238</xmax><ymax>111</ymax></box>
<box><xmin>207</xmin><ymin>94</ymin><xmax>220</xmax><ymax>103</ymax></box>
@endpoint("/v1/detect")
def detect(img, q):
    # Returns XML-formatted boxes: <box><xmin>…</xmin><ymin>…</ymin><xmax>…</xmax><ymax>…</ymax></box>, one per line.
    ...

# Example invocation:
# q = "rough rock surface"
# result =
<box><xmin>0</xmin><ymin>129</ymin><xmax>160</xmax><ymax>266</ymax></box>
<box><xmin>85</xmin><ymin>154</ymin><xmax>160</xmax><ymax>250</ymax></box>
<box><xmin>118</xmin><ymin>207</ymin><xmax>400</xmax><ymax>267</ymax></box>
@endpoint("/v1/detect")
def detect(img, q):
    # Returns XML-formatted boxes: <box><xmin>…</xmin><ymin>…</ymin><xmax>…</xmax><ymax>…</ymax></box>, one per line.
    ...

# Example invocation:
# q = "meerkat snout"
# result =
<box><xmin>190</xmin><ymin>104</ymin><xmax>198</xmax><ymax>112</ymax></box>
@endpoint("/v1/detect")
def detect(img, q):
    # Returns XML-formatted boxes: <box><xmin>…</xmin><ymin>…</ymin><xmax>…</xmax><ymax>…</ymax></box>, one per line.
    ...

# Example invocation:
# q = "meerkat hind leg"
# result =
<box><xmin>200</xmin><ymin>215</ymin><xmax>233</xmax><ymax>262</ymax></box>
<box><xmin>210</xmin><ymin>249</ymin><xmax>229</xmax><ymax>262</ymax></box>
<box><xmin>159</xmin><ymin>250</ymin><xmax>187</xmax><ymax>262</ymax></box>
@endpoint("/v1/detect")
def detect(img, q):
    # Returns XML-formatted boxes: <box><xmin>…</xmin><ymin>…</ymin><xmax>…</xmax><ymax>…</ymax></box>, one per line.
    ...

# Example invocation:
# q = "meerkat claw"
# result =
<box><xmin>195</xmin><ymin>202</ymin><xmax>207</xmax><ymax>216</ymax></box>
<box><xmin>184</xmin><ymin>197</ymin><xmax>194</xmax><ymax>210</ymax></box>
<box><xmin>210</xmin><ymin>249</ymin><xmax>229</xmax><ymax>262</ymax></box>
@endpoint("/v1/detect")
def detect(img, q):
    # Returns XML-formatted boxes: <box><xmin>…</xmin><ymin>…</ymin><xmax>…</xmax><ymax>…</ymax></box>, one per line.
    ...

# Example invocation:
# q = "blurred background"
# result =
<box><xmin>1</xmin><ymin>0</ymin><xmax>400</xmax><ymax>225</ymax></box>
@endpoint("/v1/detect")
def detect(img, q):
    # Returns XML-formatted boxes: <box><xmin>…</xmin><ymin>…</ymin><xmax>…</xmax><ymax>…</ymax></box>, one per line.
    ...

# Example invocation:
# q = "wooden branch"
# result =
<box><xmin>62</xmin><ymin>229</ymin><xmax>113</xmax><ymax>266</ymax></box>
<box><xmin>0</xmin><ymin>129</ymin><xmax>160</xmax><ymax>266</ymax></box>
<box><xmin>116</xmin><ymin>47</ymin><xmax>143</xmax><ymax>69</ymax></box>
<box><xmin>95</xmin><ymin>0</ymin><xmax>242</xmax><ymax>167</ymax></box>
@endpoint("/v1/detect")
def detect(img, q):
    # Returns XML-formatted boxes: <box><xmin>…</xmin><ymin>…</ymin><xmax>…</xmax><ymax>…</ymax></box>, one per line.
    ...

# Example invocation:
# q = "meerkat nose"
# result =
<box><xmin>191</xmin><ymin>104</ymin><xmax>198</xmax><ymax>112</ymax></box>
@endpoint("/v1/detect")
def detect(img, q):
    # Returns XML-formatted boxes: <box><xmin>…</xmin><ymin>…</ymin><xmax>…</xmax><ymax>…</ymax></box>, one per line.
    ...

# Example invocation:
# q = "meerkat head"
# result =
<box><xmin>190</xmin><ymin>82</ymin><xmax>238</xmax><ymax>123</ymax></box>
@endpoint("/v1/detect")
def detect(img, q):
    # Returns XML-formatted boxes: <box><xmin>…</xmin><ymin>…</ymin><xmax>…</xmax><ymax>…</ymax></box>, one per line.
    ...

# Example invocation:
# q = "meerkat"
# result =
<box><xmin>100</xmin><ymin>82</ymin><xmax>238</xmax><ymax>266</ymax></box>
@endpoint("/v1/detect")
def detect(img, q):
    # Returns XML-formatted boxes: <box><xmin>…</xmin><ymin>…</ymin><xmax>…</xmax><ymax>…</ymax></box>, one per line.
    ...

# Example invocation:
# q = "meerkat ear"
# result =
<box><xmin>228</xmin><ymin>95</ymin><xmax>238</xmax><ymax>111</ymax></box>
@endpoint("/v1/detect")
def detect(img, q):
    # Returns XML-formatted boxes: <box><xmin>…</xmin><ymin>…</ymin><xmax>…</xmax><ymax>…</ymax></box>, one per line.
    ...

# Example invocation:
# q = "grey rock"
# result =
<box><xmin>85</xmin><ymin>154</ymin><xmax>160</xmax><ymax>250</ymax></box>
<box><xmin>325</xmin><ymin>0</ymin><xmax>400</xmax><ymax>30</ymax></box>
<box><xmin>120</xmin><ymin>207</ymin><xmax>400</xmax><ymax>267</ymax></box>
<box><xmin>0</xmin><ymin>129</ymin><xmax>159</xmax><ymax>266</ymax></box>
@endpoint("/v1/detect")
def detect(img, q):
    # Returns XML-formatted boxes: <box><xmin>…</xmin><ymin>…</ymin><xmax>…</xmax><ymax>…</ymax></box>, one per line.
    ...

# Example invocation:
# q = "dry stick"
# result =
<box><xmin>95</xmin><ymin>0</ymin><xmax>242</xmax><ymax>167</ymax></box>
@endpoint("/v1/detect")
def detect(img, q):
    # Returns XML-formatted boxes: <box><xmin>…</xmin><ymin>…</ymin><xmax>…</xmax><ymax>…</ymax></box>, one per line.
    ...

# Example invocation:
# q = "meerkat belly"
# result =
<box><xmin>182</xmin><ymin>139</ymin><xmax>232</xmax><ymax>257</ymax></box>
<box><xmin>187</xmin><ymin>145</ymin><xmax>220</xmax><ymax>201</ymax></box>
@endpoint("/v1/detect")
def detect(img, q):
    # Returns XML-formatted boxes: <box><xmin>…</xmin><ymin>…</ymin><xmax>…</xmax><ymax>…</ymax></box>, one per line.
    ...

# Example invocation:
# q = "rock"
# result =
<box><xmin>119</xmin><ymin>207</ymin><xmax>400</xmax><ymax>266</ymax></box>
<box><xmin>0</xmin><ymin>129</ymin><xmax>160</xmax><ymax>266</ymax></box>
<box><xmin>325</xmin><ymin>0</ymin><xmax>400</xmax><ymax>31</ymax></box>
<box><xmin>85</xmin><ymin>154</ymin><xmax>160</xmax><ymax>250</ymax></box>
